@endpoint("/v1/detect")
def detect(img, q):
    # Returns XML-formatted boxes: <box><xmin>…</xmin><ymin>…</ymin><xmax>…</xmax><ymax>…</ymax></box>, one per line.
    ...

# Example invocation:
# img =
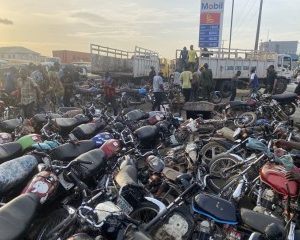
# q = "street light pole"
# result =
<box><xmin>228</xmin><ymin>0</ymin><xmax>235</xmax><ymax>55</ymax></box>
<box><xmin>254</xmin><ymin>0</ymin><xmax>263</xmax><ymax>51</ymax></box>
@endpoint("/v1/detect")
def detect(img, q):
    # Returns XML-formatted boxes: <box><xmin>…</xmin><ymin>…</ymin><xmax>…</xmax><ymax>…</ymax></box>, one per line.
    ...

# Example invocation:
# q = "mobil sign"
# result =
<box><xmin>199</xmin><ymin>0</ymin><xmax>225</xmax><ymax>48</ymax></box>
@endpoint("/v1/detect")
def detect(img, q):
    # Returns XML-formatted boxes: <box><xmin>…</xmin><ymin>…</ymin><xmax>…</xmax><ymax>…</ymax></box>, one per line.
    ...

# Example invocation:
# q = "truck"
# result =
<box><xmin>176</xmin><ymin>48</ymin><xmax>293</xmax><ymax>97</ymax></box>
<box><xmin>91</xmin><ymin>44</ymin><xmax>160</xmax><ymax>82</ymax></box>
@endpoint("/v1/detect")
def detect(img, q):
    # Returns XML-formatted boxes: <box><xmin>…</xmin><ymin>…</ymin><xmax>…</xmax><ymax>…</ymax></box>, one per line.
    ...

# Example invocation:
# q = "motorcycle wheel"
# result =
<box><xmin>34</xmin><ymin>208</ymin><xmax>74</xmax><ymax>240</ymax></box>
<box><xmin>130</xmin><ymin>201</ymin><xmax>159</xmax><ymax>223</ymax></box>
<box><xmin>210</xmin><ymin>91</ymin><xmax>222</xmax><ymax>104</ymax></box>
<box><xmin>200</xmin><ymin>142</ymin><xmax>227</xmax><ymax>165</ymax></box>
<box><xmin>151</xmin><ymin>207</ymin><xmax>194</xmax><ymax>240</ymax></box>
<box><xmin>208</xmin><ymin>154</ymin><xmax>240</xmax><ymax>193</ymax></box>
<box><xmin>281</xmin><ymin>103</ymin><xmax>296</xmax><ymax>116</ymax></box>
<box><xmin>234</xmin><ymin>112</ymin><xmax>257</xmax><ymax>128</ymax></box>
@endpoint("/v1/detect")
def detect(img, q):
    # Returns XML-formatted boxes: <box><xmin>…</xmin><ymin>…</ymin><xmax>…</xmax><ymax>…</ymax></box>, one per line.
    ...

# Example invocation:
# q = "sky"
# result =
<box><xmin>0</xmin><ymin>0</ymin><xmax>299</xmax><ymax>58</ymax></box>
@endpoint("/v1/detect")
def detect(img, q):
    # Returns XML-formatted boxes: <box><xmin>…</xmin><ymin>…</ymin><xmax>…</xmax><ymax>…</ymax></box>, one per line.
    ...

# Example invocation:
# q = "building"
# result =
<box><xmin>0</xmin><ymin>46</ymin><xmax>41</xmax><ymax>63</ymax></box>
<box><xmin>52</xmin><ymin>50</ymin><xmax>90</xmax><ymax>64</ymax></box>
<box><xmin>259</xmin><ymin>41</ymin><xmax>298</xmax><ymax>55</ymax></box>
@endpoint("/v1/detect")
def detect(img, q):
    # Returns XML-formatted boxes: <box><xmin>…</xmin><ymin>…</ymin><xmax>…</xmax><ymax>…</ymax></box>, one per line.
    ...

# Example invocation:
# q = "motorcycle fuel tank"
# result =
<box><xmin>260</xmin><ymin>163</ymin><xmax>299</xmax><ymax>198</ymax></box>
<box><xmin>100</xmin><ymin>139</ymin><xmax>122</xmax><ymax>159</ymax></box>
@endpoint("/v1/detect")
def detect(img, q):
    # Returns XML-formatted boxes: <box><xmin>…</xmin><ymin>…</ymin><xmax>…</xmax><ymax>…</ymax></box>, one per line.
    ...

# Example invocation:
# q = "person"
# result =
<box><xmin>180</xmin><ymin>66</ymin><xmax>193</xmax><ymax>102</ymax></box>
<box><xmin>152</xmin><ymin>72</ymin><xmax>165</xmax><ymax>111</ymax></box>
<box><xmin>48</xmin><ymin>67</ymin><xmax>64</xmax><ymax>110</ymax></box>
<box><xmin>201</xmin><ymin>63</ymin><xmax>214</xmax><ymax>99</ymax></box>
<box><xmin>191</xmin><ymin>70</ymin><xmax>200</xmax><ymax>101</ymax></box>
<box><xmin>230</xmin><ymin>71</ymin><xmax>241</xmax><ymax>101</ymax></box>
<box><xmin>148</xmin><ymin>67</ymin><xmax>156</xmax><ymax>87</ymax></box>
<box><xmin>17</xmin><ymin>68</ymin><xmax>41</xmax><ymax>118</ymax></box>
<box><xmin>264</xmin><ymin>65</ymin><xmax>277</xmax><ymax>94</ymax></box>
<box><xmin>61</xmin><ymin>65</ymin><xmax>74</xmax><ymax>106</ymax></box>
<box><xmin>173</xmin><ymin>69</ymin><xmax>181</xmax><ymax>87</ymax></box>
<box><xmin>180</xmin><ymin>47</ymin><xmax>188</xmax><ymax>70</ymax></box>
<box><xmin>249</xmin><ymin>67</ymin><xmax>259</xmax><ymax>97</ymax></box>
<box><xmin>103</xmin><ymin>72</ymin><xmax>118</xmax><ymax>115</ymax></box>
<box><xmin>3</xmin><ymin>67</ymin><xmax>17</xmax><ymax>94</ymax></box>
<box><xmin>188</xmin><ymin>45</ymin><xmax>198</xmax><ymax>71</ymax></box>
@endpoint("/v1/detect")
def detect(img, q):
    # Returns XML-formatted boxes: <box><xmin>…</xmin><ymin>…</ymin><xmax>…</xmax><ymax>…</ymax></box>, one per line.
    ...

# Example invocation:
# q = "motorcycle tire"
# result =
<box><xmin>200</xmin><ymin>141</ymin><xmax>227</xmax><ymax>165</ymax></box>
<box><xmin>207</xmin><ymin>154</ymin><xmax>241</xmax><ymax>193</ymax></box>
<box><xmin>34</xmin><ymin>208</ymin><xmax>75</xmax><ymax>240</ymax></box>
<box><xmin>210</xmin><ymin>91</ymin><xmax>222</xmax><ymax>104</ymax></box>
<box><xmin>150</xmin><ymin>206</ymin><xmax>194</xmax><ymax>240</ymax></box>
<box><xmin>234</xmin><ymin>112</ymin><xmax>257</xmax><ymax>128</ymax></box>
<box><xmin>130</xmin><ymin>201</ymin><xmax>160</xmax><ymax>224</ymax></box>
<box><xmin>280</xmin><ymin>103</ymin><xmax>296</xmax><ymax>116</ymax></box>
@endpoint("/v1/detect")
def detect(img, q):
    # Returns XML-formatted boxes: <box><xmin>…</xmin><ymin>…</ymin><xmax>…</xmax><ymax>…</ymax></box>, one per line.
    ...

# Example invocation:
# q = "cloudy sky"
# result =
<box><xmin>0</xmin><ymin>0</ymin><xmax>299</xmax><ymax>58</ymax></box>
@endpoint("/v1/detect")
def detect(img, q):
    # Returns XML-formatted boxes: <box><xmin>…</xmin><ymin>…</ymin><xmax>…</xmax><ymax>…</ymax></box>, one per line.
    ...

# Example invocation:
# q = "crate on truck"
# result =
<box><xmin>91</xmin><ymin>44</ymin><xmax>160</xmax><ymax>81</ymax></box>
<box><xmin>176</xmin><ymin>48</ymin><xmax>293</xmax><ymax>97</ymax></box>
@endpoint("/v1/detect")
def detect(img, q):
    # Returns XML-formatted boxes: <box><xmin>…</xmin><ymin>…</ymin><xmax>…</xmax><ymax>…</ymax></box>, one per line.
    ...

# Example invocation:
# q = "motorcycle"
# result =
<box><xmin>121</xmin><ymin>87</ymin><xmax>150</xmax><ymax>108</ymax></box>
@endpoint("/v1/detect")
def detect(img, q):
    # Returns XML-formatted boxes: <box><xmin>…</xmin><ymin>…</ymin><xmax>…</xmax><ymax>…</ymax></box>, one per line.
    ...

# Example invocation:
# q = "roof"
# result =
<box><xmin>0</xmin><ymin>46</ymin><xmax>40</xmax><ymax>55</ymax></box>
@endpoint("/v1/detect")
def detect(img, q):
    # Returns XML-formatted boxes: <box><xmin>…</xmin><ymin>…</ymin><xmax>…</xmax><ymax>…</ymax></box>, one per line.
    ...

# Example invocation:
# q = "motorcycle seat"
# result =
<box><xmin>272</xmin><ymin>93</ymin><xmax>298</xmax><ymax>102</ymax></box>
<box><xmin>0</xmin><ymin>155</ymin><xmax>38</xmax><ymax>195</ymax></box>
<box><xmin>0</xmin><ymin>142</ymin><xmax>22</xmax><ymax>163</ymax></box>
<box><xmin>53</xmin><ymin>118</ymin><xmax>81</xmax><ymax>129</ymax></box>
<box><xmin>134</xmin><ymin>125</ymin><xmax>159</xmax><ymax>142</ymax></box>
<box><xmin>193</xmin><ymin>193</ymin><xmax>237</xmax><ymax>224</ymax></box>
<box><xmin>31</xmin><ymin>113</ymin><xmax>61</xmax><ymax>128</ymax></box>
<box><xmin>240</xmin><ymin>208</ymin><xmax>284</xmax><ymax>233</ymax></box>
<box><xmin>229</xmin><ymin>101</ymin><xmax>248</xmax><ymax>107</ymax></box>
<box><xmin>71</xmin><ymin>121</ymin><xmax>105</xmax><ymax>140</ymax></box>
<box><xmin>0</xmin><ymin>193</ymin><xmax>39</xmax><ymax>240</ymax></box>
<box><xmin>115</xmin><ymin>165</ymin><xmax>138</xmax><ymax>187</ymax></box>
<box><xmin>125</xmin><ymin>109</ymin><xmax>149</xmax><ymax>121</ymax></box>
<box><xmin>50</xmin><ymin>140</ymin><xmax>96</xmax><ymax>162</ymax></box>
<box><xmin>75</xmin><ymin>149</ymin><xmax>106</xmax><ymax>178</ymax></box>
<box><xmin>0</xmin><ymin>118</ymin><xmax>22</xmax><ymax>133</ymax></box>
<box><xmin>58</xmin><ymin>107</ymin><xmax>82</xmax><ymax>114</ymax></box>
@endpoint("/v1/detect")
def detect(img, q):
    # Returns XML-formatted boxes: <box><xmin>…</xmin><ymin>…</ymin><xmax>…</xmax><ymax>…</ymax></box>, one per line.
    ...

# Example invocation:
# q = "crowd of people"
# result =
<box><xmin>0</xmin><ymin>63</ymin><xmax>82</xmax><ymax>117</ymax></box>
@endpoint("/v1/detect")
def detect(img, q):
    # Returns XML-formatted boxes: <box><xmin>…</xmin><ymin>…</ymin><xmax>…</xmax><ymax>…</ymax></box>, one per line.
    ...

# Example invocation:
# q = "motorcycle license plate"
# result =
<box><xmin>117</xmin><ymin>196</ymin><xmax>133</xmax><ymax>215</ymax></box>
<box><xmin>58</xmin><ymin>173</ymin><xmax>74</xmax><ymax>190</ymax></box>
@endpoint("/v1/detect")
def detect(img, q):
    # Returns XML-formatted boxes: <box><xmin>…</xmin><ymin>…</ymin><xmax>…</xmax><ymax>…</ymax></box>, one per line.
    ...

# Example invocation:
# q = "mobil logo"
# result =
<box><xmin>201</xmin><ymin>1</ymin><xmax>224</xmax><ymax>11</ymax></box>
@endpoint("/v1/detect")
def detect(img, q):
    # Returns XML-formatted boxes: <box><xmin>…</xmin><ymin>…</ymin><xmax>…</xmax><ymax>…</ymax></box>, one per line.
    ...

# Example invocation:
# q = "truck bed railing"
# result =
<box><xmin>91</xmin><ymin>44</ymin><xmax>133</xmax><ymax>59</ymax></box>
<box><xmin>176</xmin><ymin>48</ymin><xmax>277</xmax><ymax>61</ymax></box>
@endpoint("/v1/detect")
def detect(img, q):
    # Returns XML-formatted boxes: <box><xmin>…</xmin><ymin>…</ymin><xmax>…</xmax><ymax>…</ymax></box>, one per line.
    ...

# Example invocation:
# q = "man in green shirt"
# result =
<box><xmin>201</xmin><ymin>63</ymin><xmax>214</xmax><ymax>99</ymax></box>
<box><xmin>180</xmin><ymin>66</ymin><xmax>193</xmax><ymax>102</ymax></box>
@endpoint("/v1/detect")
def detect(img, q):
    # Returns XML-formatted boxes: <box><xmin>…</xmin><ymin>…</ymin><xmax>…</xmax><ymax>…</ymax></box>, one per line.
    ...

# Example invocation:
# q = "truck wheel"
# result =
<box><xmin>275</xmin><ymin>79</ymin><xmax>288</xmax><ymax>94</ymax></box>
<box><xmin>219</xmin><ymin>80</ymin><xmax>232</xmax><ymax>98</ymax></box>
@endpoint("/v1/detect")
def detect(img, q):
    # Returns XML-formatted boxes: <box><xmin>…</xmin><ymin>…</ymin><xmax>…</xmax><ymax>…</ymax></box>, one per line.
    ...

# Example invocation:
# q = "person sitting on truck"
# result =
<box><xmin>230</xmin><ymin>71</ymin><xmax>241</xmax><ymax>101</ymax></box>
<box><xmin>201</xmin><ymin>63</ymin><xmax>214</xmax><ymax>99</ymax></box>
<box><xmin>103</xmin><ymin>72</ymin><xmax>118</xmax><ymax>116</ymax></box>
<box><xmin>152</xmin><ymin>72</ymin><xmax>165</xmax><ymax>111</ymax></box>
<box><xmin>180</xmin><ymin>66</ymin><xmax>193</xmax><ymax>102</ymax></box>
<box><xmin>188</xmin><ymin>45</ymin><xmax>198</xmax><ymax>71</ymax></box>
<box><xmin>180</xmin><ymin>47</ymin><xmax>188</xmax><ymax>70</ymax></box>
<box><xmin>249</xmin><ymin>67</ymin><xmax>259</xmax><ymax>98</ymax></box>
<box><xmin>149</xmin><ymin>66</ymin><xmax>156</xmax><ymax>87</ymax></box>
<box><xmin>264</xmin><ymin>65</ymin><xmax>278</xmax><ymax>94</ymax></box>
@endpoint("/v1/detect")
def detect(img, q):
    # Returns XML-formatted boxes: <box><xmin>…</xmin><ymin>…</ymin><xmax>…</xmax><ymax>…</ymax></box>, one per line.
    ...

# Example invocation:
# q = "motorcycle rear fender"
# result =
<box><xmin>144</xmin><ymin>197</ymin><xmax>166</xmax><ymax>214</ymax></box>
<box><xmin>228</xmin><ymin>153</ymin><xmax>245</xmax><ymax>162</ymax></box>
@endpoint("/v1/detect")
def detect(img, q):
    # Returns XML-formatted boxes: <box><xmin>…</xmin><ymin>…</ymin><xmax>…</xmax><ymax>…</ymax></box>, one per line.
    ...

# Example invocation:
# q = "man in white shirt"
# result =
<box><xmin>152</xmin><ymin>72</ymin><xmax>165</xmax><ymax>111</ymax></box>
<box><xmin>173</xmin><ymin>70</ymin><xmax>181</xmax><ymax>86</ymax></box>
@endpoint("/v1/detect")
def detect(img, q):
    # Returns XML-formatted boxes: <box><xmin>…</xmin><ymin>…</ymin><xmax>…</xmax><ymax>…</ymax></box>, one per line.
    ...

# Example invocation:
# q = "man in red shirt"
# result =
<box><xmin>103</xmin><ymin>72</ymin><xmax>118</xmax><ymax>115</ymax></box>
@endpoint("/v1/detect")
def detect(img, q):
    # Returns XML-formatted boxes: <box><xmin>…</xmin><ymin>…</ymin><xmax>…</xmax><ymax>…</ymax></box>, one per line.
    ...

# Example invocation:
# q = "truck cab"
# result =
<box><xmin>276</xmin><ymin>54</ymin><xmax>292</xmax><ymax>82</ymax></box>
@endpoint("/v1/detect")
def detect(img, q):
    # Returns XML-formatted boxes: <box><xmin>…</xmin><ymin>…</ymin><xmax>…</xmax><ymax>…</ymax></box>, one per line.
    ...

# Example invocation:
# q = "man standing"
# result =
<box><xmin>180</xmin><ymin>47</ymin><xmax>188</xmax><ymax>70</ymax></box>
<box><xmin>180</xmin><ymin>66</ymin><xmax>193</xmax><ymax>102</ymax></box>
<box><xmin>249</xmin><ymin>67</ymin><xmax>259</xmax><ymax>97</ymax></box>
<box><xmin>17</xmin><ymin>68</ymin><xmax>41</xmax><ymax>118</ymax></box>
<box><xmin>103</xmin><ymin>72</ymin><xmax>118</xmax><ymax>115</ymax></box>
<box><xmin>201</xmin><ymin>63</ymin><xmax>214</xmax><ymax>99</ymax></box>
<box><xmin>173</xmin><ymin>69</ymin><xmax>181</xmax><ymax>87</ymax></box>
<box><xmin>61</xmin><ymin>65</ymin><xmax>74</xmax><ymax>107</ymax></box>
<box><xmin>152</xmin><ymin>72</ymin><xmax>165</xmax><ymax>111</ymax></box>
<box><xmin>148</xmin><ymin>66</ymin><xmax>156</xmax><ymax>87</ymax></box>
<box><xmin>188</xmin><ymin>45</ymin><xmax>198</xmax><ymax>71</ymax></box>
<box><xmin>230</xmin><ymin>71</ymin><xmax>241</xmax><ymax>101</ymax></box>
<box><xmin>191</xmin><ymin>70</ymin><xmax>200</xmax><ymax>101</ymax></box>
<box><xmin>264</xmin><ymin>65</ymin><xmax>277</xmax><ymax>94</ymax></box>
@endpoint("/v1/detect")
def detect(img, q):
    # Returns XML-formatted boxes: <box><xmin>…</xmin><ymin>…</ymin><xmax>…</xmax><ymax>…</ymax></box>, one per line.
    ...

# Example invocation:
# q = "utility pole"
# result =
<box><xmin>254</xmin><ymin>0</ymin><xmax>263</xmax><ymax>51</ymax></box>
<box><xmin>228</xmin><ymin>0</ymin><xmax>235</xmax><ymax>55</ymax></box>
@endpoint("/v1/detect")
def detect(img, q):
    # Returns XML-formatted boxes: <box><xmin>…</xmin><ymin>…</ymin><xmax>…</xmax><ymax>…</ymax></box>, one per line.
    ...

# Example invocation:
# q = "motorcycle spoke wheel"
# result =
<box><xmin>200</xmin><ymin>142</ymin><xmax>227</xmax><ymax>165</ymax></box>
<box><xmin>130</xmin><ymin>202</ymin><xmax>159</xmax><ymax>223</ymax></box>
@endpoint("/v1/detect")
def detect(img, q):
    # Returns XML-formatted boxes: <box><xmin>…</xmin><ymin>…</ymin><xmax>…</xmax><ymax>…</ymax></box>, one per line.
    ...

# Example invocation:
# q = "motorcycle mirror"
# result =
<box><xmin>233</xmin><ymin>128</ymin><xmax>242</xmax><ymax>139</ymax></box>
